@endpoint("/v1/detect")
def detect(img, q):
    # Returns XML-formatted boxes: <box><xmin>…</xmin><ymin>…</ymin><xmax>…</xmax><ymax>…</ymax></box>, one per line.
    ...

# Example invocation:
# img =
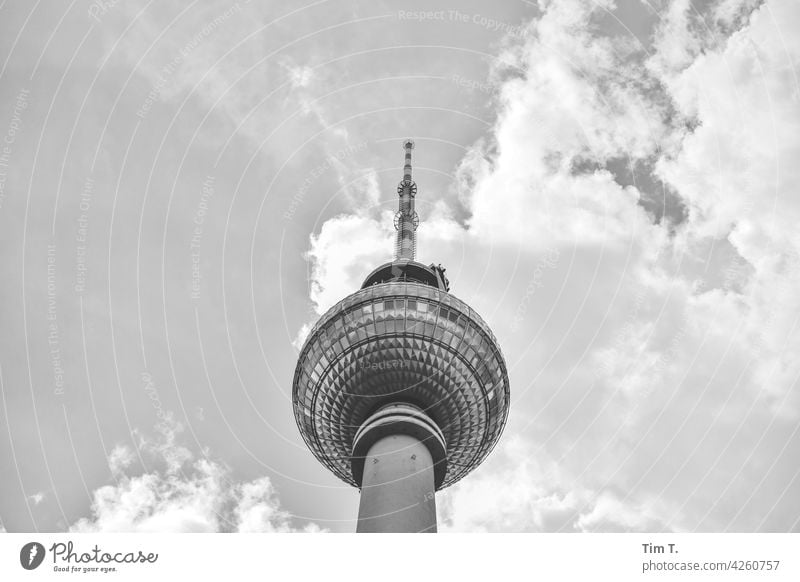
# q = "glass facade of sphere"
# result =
<box><xmin>292</xmin><ymin>281</ymin><xmax>510</xmax><ymax>490</ymax></box>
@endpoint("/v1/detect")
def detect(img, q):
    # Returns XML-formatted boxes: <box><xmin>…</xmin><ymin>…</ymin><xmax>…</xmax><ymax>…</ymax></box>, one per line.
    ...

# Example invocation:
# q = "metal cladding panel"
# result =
<box><xmin>292</xmin><ymin>282</ymin><xmax>510</xmax><ymax>490</ymax></box>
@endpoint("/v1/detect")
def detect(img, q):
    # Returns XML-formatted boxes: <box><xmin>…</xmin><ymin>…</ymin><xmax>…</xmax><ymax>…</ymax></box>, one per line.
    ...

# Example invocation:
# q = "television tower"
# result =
<box><xmin>292</xmin><ymin>140</ymin><xmax>510</xmax><ymax>532</ymax></box>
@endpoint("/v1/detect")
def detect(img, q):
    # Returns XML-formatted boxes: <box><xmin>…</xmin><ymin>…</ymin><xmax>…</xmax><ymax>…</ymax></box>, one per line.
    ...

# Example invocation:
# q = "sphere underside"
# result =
<box><xmin>292</xmin><ymin>281</ymin><xmax>510</xmax><ymax>489</ymax></box>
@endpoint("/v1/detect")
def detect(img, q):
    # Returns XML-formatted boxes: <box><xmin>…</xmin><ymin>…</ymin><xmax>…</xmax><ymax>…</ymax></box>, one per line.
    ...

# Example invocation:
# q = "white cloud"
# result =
<box><xmin>71</xmin><ymin>419</ymin><xmax>321</xmax><ymax>533</ymax></box>
<box><xmin>101</xmin><ymin>0</ymin><xmax>358</xmax><ymax>168</ymax></box>
<box><xmin>574</xmin><ymin>490</ymin><xmax>673</xmax><ymax>532</ymax></box>
<box><xmin>438</xmin><ymin>436</ymin><xmax>678</xmax><ymax>532</ymax></box>
<box><xmin>283</xmin><ymin>61</ymin><xmax>315</xmax><ymax>90</ymax></box>
<box><xmin>655</xmin><ymin>0</ymin><xmax>800</xmax><ymax>419</ymax></box>
<box><xmin>454</xmin><ymin>0</ymin><xmax>666</xmax><ymax>251</ymax></box>
<box><xmin>438</xmin><ymin>436</ymin><xmax>580</xmax><ymax>532</ymax></box>
<box><xmin>108</xmin><ymin>444</ymin><xmax>136</xmax><ymax>477</ymax></box>
<box><xmin>291</xmin><ymin>321</ymin><xmax>313</xmax><ymax>351</ymax></box>
<box><xmin>235</xmin><ymin>477</ymin><xmax>322</xmax><ymax>533</ymax></box>
<box><xmin>647</xmin><ymin>0</ymin><xmax>705</xmax><ymax>79</ymax></box>
<box><xmin>714</xmin><ymin>0</ymin><xmax>763</xmax><ymax>29</ymax></box>
<box><xmin>304</xmin><ymin>212</ymin><xmax>394</xmax><ymax>315</ymax></box>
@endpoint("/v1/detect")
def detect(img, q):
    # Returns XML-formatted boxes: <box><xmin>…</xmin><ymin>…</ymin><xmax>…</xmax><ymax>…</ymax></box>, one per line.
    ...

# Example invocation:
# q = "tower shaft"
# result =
<box><xmin>356</xmin><ymin>434</ymin><xmax>437</xmax><ymax>533</ymax></box>
<box><xmin>351</xmin><ymin>402</ymin><xmax>446</xmax><ymax>532</ymax></box>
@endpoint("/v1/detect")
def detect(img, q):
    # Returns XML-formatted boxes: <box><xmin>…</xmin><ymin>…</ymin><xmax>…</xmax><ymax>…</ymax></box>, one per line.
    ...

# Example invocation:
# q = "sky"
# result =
<box><xmin>0</xmin><ymin>0</ymin><xmax>798</xmax><ymax>533</ymax></box>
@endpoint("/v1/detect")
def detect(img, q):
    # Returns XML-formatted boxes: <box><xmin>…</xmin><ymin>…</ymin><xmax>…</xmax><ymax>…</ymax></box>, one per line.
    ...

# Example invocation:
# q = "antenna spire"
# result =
<box><xmin>394</xmin><ymin>139</ymin><xmax>419</xmax><ymax>260</ymax></box>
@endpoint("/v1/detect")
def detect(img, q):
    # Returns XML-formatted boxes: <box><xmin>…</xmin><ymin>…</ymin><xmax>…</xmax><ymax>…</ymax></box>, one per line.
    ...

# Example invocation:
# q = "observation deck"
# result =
<box><xmin>292</xmin><ymin>279</ymin><xmax>510</xmax><ymax>490</ymax></box>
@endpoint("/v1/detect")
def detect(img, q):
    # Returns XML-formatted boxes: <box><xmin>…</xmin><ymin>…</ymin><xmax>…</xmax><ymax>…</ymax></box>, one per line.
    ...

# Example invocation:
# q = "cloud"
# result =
<box><xmin>291</xmin><ymin>322</ymin><xmax>314</xmax><ymax>351</ymax></box>
<box><xmin>108</xmin><ymin>444</ymin><xmax>136</xmax><ymax>477</ymax></box>
<box><xmin>648</xmin><ymin>0</ymin><xmax>764</xmax><ymax>82</ymax></box>
<box><xmin>283</xmin><ymin>61</ymin><xmax>315</xmax><ymax>90</ymax></box>
<box><xmin>234</xmin><ymin>477</ymin><xmax>321</xmax><ymax>532</ymax></box>
<box><xmin>454</xmin><ymin>0</ymin><xmax>672</xmax><ymax>251</ymax></box>
<box><xmin>100</xmin><ymin>0</ymin><xmax>362</xmax><ymax>174</ymax></box>
<box><xmin>304</xmin><ymin>212</ymin><xmax>394</xmax><ymax>316</ymax></box>
<box><xmin>655</xmin><ymin>0</ymin><xmax>800</xmax><ymax>419</ymax></box>
<box><xmin>438</xmin><ymin>436</ymin><xmax>677</xmax><ymax>532</ymax></box>
<box><xmin>70</xmin><ymin>419</ymin><xmax>321</xmax><ymax>533</ymax></box>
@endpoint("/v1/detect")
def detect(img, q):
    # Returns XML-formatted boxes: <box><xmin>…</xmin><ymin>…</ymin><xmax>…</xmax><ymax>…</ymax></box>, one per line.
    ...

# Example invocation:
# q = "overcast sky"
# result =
<box><xmin>1</xmin><ymin>0</ymin><xmax>798</xmax><ymax>533</ymax></box>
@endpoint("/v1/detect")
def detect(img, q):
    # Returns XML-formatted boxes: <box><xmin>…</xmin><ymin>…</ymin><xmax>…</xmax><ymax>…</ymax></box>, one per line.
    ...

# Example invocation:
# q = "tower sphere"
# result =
<box><xmin>292</xmin><ymin>265</ymin><xmax>510</xmax><ymax>489</ymax></box>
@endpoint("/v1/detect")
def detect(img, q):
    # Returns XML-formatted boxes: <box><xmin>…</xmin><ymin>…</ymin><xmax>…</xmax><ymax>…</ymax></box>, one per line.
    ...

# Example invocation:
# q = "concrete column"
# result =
<box><xmin>356</xmin><ymin>433</ymin><xmax>436</xmax><ymax>533</ymax></box>
<box><xmin>351</xmin><ymin>402</ymin><xmax>446</xmax><ymax>533</ymax></box>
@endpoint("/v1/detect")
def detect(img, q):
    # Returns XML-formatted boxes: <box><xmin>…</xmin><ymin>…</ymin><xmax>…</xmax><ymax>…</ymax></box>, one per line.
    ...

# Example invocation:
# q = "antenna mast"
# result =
<box><xmin>394</xmin><ymin>139</ymin><xmax>419</xmax><ymax>261</ymax></box>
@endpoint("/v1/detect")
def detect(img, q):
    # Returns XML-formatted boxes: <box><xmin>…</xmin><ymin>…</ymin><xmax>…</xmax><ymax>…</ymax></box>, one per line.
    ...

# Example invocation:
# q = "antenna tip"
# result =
<box><xmin>403</xmin><ymin>139</ymin><xmax>415</xmax><ymax>150</ymax></box>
